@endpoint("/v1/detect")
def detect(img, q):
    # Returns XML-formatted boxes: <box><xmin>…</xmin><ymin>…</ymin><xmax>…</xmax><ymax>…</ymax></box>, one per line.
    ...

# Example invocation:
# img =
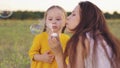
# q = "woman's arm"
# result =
<box><xmin>76</xmin><ymin>40</ymin><xmax>84</xmax><ymax>68</ymax></box>
<box><xmin>75</xmin><ymin>37</ymin><xmax>90</xmax><ymax>68</ymax></box>
<box><xmin>55</xmin><ymin>53</ymin><xmax>67</xmax><ymax>68</ymax></box>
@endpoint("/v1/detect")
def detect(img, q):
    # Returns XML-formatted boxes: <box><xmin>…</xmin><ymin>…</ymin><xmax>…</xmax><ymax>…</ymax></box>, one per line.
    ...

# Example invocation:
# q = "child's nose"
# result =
<box><xmin>52</xmin><ymin>20</ymin><xmax>57</xmax><ymax>24</ymax></box>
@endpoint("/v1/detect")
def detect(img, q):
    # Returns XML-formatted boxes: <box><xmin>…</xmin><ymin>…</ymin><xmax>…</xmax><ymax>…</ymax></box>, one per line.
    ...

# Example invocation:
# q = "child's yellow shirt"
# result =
<box><xmin>29</xmin><ymin>32</ymin><xmax>69</xmax><ymax>68</ymax></box>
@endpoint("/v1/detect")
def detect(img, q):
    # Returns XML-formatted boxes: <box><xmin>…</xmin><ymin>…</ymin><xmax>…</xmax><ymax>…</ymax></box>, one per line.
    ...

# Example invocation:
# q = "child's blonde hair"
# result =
<box><xmin>43</xmin><ymin>5</ymin><xmax>67</xmax><ymax>33</ymax></box>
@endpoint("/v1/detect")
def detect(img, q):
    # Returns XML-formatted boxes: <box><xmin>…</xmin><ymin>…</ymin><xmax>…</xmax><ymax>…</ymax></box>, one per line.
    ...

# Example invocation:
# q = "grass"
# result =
<box><xmin>107</xmin><ymin>19</ymin><xmax>120</xmax><ymax>38</ymax></box>
<box><xmin>0</xmin><ymin>19</ymin><xmax>120</xmax><ymax>68</ymax></box>
<box><xmin>0</xmin><ymin>20</ymin><xmax>42</xmax><ymax>68</ymax></box>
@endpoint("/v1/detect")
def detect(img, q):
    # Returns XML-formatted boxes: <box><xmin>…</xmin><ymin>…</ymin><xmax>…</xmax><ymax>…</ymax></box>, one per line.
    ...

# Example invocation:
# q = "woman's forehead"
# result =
<box><xmin>73</xmin><ymin>5</ymin><xmax>80</xmax><ymax>13</ymax></box>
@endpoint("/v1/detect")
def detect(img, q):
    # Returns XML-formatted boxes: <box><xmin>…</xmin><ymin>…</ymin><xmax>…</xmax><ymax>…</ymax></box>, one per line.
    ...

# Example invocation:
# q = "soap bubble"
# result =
<box><xmin>30</xmin><ymin>23</ymin><xmax>42</xmax><ymax>35</ymax></box>
<box><xmin>0</xmin><ymin>10</ymin><xmax>13</xmax><ymax>18</ymax></box>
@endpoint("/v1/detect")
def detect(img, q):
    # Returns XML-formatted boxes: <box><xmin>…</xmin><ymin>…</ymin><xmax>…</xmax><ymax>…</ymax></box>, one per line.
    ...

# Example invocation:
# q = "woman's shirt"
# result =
<box><xmin>85</xmin><ymin>33</ymin><xmax>112</xmax><ymax>68</ymax></box>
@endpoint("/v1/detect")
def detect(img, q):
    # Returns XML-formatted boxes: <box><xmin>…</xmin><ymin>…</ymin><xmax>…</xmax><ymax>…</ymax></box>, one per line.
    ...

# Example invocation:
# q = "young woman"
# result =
<box><xmin>48</xmin><ymin>1</ymin><xmax>120</xmax><ymax>68</ymax></box>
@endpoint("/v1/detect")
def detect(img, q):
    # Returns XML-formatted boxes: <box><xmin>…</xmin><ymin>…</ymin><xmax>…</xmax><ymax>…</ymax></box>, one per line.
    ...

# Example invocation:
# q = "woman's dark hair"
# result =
<box><xmin>64</xmin><ymin>1</ymin><xmax>120</xmax><ymax>68</ymax></box>
<box><xmin>42</xmin><ymin>5</ymin><xmax>67</xmax><ymax>33</ymax></box>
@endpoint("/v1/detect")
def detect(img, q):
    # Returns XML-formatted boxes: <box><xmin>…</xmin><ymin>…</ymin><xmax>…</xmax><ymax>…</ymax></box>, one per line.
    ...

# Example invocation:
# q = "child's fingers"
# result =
<box><xmin>46</xmin><ymin>56</ymin><xmax>54</xmax><ymax>63</ymax></box>
<box><xmin>49</xmin><ymin>54</ymin><xmax>54</xmax><ymax>58</ymax></box>
<box><xmin>45</xmin><ymin>50</ymin><xmax>51</xmax><ymax>54</ymax></box>
<box><xmin>49</xmin><ymin>57</ymin><xmax>54</xmax><ymax>63</ymax></box>
<box><xmin>51</xmin><ymin>37</ymin><xmax>57</xmax><ymax>43</ymax></box>
<box><xmin>51</xmin><ymin>55</ymin><xmax>55</xmax><ymax>58</ymax></box>
<box><xmin>48</xmin><ymin>38</ymin><xmax>56</xmax><ymax>48</ymax></box>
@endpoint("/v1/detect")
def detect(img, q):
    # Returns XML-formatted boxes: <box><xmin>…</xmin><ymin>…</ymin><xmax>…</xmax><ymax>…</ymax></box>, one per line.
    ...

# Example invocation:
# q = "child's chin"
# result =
<box><xmin>52</xmin><ymin>31</ymin><xmax>57</xmax><ymax>33</ymax></box>
<box><xmin>53</xmin><ymin>29</ymin><xmax>58</xmax><ymax>32</ymax></box>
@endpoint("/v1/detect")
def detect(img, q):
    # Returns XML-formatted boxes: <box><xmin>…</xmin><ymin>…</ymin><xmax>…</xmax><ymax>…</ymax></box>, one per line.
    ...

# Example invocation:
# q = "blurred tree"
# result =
<box><xmin>113</xmin><ymin>11</ymin><xmax>120</xmax><ymax>19</ymax></box>
<box><xmin>1</xmin><ymin>11</ymin><xmax>119</xmax><ymax>20</ymax></box>
<box><xmin>104</xmin><ymin>12</ymin><xmax>112</xmax><ymax>19</ymax></box>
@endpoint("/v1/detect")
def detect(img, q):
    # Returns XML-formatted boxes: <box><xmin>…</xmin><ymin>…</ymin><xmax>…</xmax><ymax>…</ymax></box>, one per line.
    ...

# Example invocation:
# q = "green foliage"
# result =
<box><xmin>0</xmin><ymin>19</ymin><xmax>120</xmax><ymax>68</ymax></box>
<box><xmin>104</xmin><ymin>12</ymin><xmax>112</xmax><ymax>19</ymax></box>
<box><xmin>9</xmin><ymin>11</ymin><xmax>45</xmax><ymax>20</ymax></box>
<box><xmin>112</xmin><ymin>11</ymin><xmax>120</xmax><ymax>19</ymax></box>
<box><xmin>0</xmin><ymin>11</ymin><xmax>120</xmax><ymax>20</ymax></box>
<box><xmin>104</xmin><ymin>11</ymin><xmax>120</xmax><ymax>19</ymax></box>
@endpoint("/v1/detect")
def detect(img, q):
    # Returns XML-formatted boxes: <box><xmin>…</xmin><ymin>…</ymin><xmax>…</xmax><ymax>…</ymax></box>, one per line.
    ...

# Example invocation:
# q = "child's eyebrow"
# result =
<box><xmin>47</xmin><ymin>16</ymin><xmax>52</xmax><ymax>18</ymax></box>
<box><xmin>56</xmin><ymin>16</ymin><xmax>62</xmax><ymax>18</ymax></box>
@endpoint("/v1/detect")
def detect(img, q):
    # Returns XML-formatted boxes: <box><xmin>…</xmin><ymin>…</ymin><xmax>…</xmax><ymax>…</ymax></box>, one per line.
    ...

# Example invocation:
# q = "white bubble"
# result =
<box><xmin>0</xmin><ymin>11</ymin><xmax>13</xmax><ymax>18</ymax></box>
<box><xmin>30</xmin><ymin>23</ymin><xmax>41</xmax><ymax>35</ymax></box>
<box><xmin>51</xmin><ymin>33</ymin><xmax>58</xmax><ymax>37</ymax></box>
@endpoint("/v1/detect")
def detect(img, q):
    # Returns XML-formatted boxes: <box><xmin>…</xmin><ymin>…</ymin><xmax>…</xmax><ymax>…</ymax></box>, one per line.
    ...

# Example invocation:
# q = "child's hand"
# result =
<box><xmin>41</xmin><ymin>50</ymin><xmax>55</xmax><ymax>63</ymax></box>
<box><xmin>48</xmin><ymin>36</ymin><xmax>63</xmax><ymax>56</ymax></box>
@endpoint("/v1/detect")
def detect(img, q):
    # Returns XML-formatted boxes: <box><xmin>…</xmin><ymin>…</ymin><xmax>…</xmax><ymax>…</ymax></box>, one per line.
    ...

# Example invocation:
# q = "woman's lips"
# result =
<box><xmin>66</xmin><ymin>22</ymin><xmax>68</xmax><ymax>27</ymax></box>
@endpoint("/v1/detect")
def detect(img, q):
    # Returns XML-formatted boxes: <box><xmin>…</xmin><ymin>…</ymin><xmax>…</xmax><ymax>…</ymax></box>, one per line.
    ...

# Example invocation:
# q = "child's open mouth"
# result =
<box><xmin>52</xmin><ymin>26</ymin><xmax>57</xmax><ymax>29</ymax></box>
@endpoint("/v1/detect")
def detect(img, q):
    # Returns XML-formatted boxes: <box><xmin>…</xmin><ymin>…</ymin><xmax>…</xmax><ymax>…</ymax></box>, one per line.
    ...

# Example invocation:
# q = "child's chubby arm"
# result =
<box><xmin>29</xmin><ymin>35</ymin><xmax>54</xmax><ymax>63</ymax></box>
<box><xmin>33</xmin><ymin>50</ymin><xmax>55</xmax><ymax>63</ymax></box>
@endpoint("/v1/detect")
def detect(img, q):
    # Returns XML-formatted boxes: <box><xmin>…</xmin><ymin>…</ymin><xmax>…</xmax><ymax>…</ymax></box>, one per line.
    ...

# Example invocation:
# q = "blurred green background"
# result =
<box><xmin>0</xmin><ymin>19</ymin><xmax>120</xmax><ymax>68</ymax></box>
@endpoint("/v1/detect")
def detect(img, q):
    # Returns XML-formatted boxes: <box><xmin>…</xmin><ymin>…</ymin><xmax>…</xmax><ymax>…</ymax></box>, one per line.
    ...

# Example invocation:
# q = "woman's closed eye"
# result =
<box><xmin>72</xmin><ymin>13</ymin><xmax>76</xmax><ymax>16</ymax></box>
